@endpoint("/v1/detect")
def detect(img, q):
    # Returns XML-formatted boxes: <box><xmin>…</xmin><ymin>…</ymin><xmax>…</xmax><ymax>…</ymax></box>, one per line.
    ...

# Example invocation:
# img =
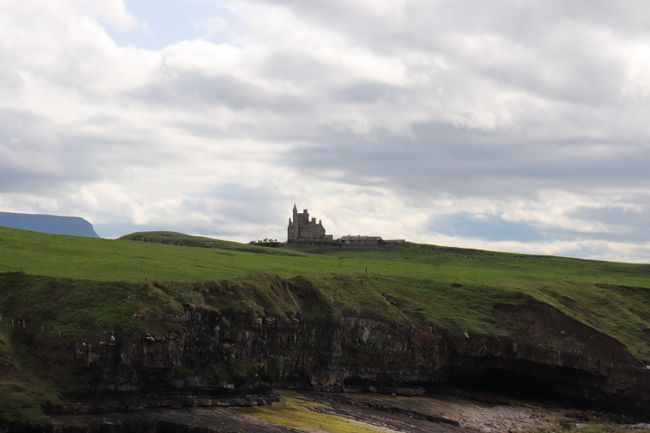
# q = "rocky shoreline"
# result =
<box><xmin>4</xmin><ymin>391</ymin><xmax>650</xmax><ymax>433</ymax></box>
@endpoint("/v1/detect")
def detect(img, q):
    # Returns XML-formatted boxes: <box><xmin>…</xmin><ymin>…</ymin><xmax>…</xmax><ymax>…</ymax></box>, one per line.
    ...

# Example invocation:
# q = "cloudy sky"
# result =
<box><xmin>1</xmin><ymin>0</ymin><xmax>650</xmax><ymax>261</ymax></box>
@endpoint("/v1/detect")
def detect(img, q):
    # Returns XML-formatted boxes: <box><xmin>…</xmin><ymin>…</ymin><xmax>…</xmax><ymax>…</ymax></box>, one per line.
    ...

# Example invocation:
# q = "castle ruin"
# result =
<box><xmin>287</xmin><ymin>204</ymin><xmax>333</xmax><ymax>242</ymax></box>
<box><xmin>286</xmin><ymin>204</ymin><xmax>405</xmax><ymax>247</ymax></box>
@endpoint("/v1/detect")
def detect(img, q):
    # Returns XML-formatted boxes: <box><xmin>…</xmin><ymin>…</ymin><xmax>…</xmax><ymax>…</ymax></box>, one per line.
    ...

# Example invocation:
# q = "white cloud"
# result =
<box><xmin>73</xmin><ymin>0</ymin><xmax>139</xmax><ymax>30</ymax></box>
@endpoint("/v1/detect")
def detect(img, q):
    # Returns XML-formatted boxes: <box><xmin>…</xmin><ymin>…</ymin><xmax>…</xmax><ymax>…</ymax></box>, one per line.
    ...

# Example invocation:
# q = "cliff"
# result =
<box><xmin>1</xmin><ymin>273</ymin><xmax>649</xmax><ymax>430</ymax></box>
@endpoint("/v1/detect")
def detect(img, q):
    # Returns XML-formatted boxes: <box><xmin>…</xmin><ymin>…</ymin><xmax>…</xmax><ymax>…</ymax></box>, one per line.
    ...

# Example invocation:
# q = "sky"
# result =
<box><xmin>1</xmin><ymin>0</ymin><xmax>650</xmax><ymax>262</ymax></box>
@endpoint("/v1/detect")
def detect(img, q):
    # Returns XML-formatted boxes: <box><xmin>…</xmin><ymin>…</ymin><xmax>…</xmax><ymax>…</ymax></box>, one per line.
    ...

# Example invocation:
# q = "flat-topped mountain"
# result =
<box><xmin>0</xmin><ymin>211</ymin><xmax>98</xmax><ymax>238</ymax></box>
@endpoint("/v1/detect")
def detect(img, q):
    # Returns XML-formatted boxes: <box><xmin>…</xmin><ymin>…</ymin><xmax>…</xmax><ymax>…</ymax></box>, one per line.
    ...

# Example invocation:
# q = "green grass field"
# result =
<box><xmin>1</xmin><ymin>228</ymin><xmax>649</xmax><ymax>287</ymax></box>
<box><xmin>1</xmin><ymin>226</ymin><xmax>650</xmax><ymax>425</ymax></box>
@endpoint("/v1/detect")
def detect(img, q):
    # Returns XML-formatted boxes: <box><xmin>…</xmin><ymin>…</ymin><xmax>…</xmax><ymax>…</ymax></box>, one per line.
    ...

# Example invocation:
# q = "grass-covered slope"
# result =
<box><xmin>1</xmin><ymin>226</ymin><xmax>650</xmax><ymax>424</ymax></box>
<box><xmin>0</xmin><ymin>325</ymin><xmax>59</xmax><ymax>426</ymax></box>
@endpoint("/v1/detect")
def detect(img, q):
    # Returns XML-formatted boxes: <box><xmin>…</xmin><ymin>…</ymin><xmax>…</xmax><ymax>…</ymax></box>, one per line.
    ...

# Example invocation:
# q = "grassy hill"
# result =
<box><xmin>2</xmin><ymin>227</ymin><xmax>650</xmax><ymax>286</ymax></box>
<box><xmin>0</xmin><ymin>226</ymin><xmax>650</xmax><ymax>425</ymax></box>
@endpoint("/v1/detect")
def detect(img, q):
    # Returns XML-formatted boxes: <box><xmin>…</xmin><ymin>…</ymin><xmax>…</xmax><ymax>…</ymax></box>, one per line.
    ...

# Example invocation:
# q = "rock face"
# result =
<box><xmin>62</xmin><ymin>281</ymin><xmax>650</xmax><ymax>417</ymax></box>
<box><xmin>0</xmin><ymin>212</ymin><xmax>98</xmax><ymax>237</ymax></box>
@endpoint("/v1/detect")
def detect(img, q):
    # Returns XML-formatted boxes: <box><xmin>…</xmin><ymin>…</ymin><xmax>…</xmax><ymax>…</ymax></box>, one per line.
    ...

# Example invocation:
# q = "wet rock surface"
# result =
<box><xmin>42</xmin><ymin>391</ymin><xmax>647</xmax><ymax>433</ymax></box>
<box><xmin>311</xmin><ymin>391</ymin><xmax>569</xmax><ymax>432</ymax></box>
<box><xmin>49</xmin><ymin>407</ymin><xmax>302</xmax><ymax>433</ymax></box>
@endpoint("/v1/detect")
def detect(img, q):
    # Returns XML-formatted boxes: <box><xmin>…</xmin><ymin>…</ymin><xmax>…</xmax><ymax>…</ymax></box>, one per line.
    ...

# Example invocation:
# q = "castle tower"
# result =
<box><xmin>287</xmin><ymin>204</ymin><xmax>331</xmax><ymax>242</ymax></box>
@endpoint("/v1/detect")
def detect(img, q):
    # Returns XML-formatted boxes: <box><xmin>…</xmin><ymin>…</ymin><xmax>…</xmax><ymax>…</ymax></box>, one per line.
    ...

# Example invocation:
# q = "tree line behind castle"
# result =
<box><xmin>251</xmin><ymin>205</ymin><xmax>406</xmax><ymax>248</ymax></box>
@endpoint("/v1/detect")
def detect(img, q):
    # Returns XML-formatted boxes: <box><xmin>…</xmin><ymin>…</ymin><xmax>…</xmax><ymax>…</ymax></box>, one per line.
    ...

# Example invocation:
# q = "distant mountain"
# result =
<box><xmin>0</xmin><ymin>211</ymin><xmax>99</xmax><ymax>237</ymax></box>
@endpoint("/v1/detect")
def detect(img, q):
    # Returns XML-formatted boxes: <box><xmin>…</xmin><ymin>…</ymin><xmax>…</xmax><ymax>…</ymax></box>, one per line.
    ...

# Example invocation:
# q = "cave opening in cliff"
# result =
<box><xmin>341</xmin><ymin>365</ymin><xmax>599</xmax><ymax>410</ymax></box>
<box><xmin>444</xmin><ymin>365</ymin><xmax>598</xmax><ymax>409</ymax></box>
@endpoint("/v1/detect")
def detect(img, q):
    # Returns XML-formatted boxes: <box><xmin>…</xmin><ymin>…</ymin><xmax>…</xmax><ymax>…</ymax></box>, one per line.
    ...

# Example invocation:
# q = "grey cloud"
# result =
<box><xmin>0</xmin><ymin>110</ymin><xmax>95</xmax><ymax>192</ymax></box>
<box><xmin>282</xmin><ymin>121</ymin><xmax>650</xmax><ymax>198</ymax></box>
<box><xmin>135</xmin><ymin>68</ymin><xmax>310</xmax><ymax>112</ymax></box>
<box><xmin>429</xmin><ymin>211</ymin><xmax>650</xmax><ymax>244</ymax></box>
<box><xmin>264</xmin><ymin>55</ymin><xmax>403</xmax><ymax>104</ymax></box>
<box><xmin>335</xmin><ymin>81</ymin><xmax>401</xmax><ymax>104</ymax></box>
<box><xmin>96</xmin><ymin>183</ymin><xmax>289</xmax><ymax>239</ymax></box>
<box><xmin>0</xmin><ymin>107</ymin><xmax>186</xmax><ymax>196</ymax></box>
<box><xmin>538</xmin><ymin>0</ymin><xmax>650</xmax><ymax>35</ymax></box>
<box><xmin>182</xmin><ymin>182</ymin><xmax>290</xmax><ymax>226</ymax></box>
<box><xmin>431</xmin><ymin>212</ymin><xmax>544</xmax><ymax>242</ymax></box>
<box><xmin>250</xmin><ymin>0</ymin><xmax>650</xmax><ymax>42</ymax></box>
<box><xmin>246</xmin><ymin>0</ymin><xmax>643</xmax><ymax>105</ymax></box>
<box><xmin>472</xmin><ymin>39</ymin><xmax>625</xmax><ymax>107</ymax></box>
<box><xmin>261</xmin><ymin>52</ymin><xmax>340</xmax><ymax>85</ymax></box>
<box><xmin>571</xmin><ymin>205</ymin><xmax>650</xmax><ymax>235</ymax></box>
